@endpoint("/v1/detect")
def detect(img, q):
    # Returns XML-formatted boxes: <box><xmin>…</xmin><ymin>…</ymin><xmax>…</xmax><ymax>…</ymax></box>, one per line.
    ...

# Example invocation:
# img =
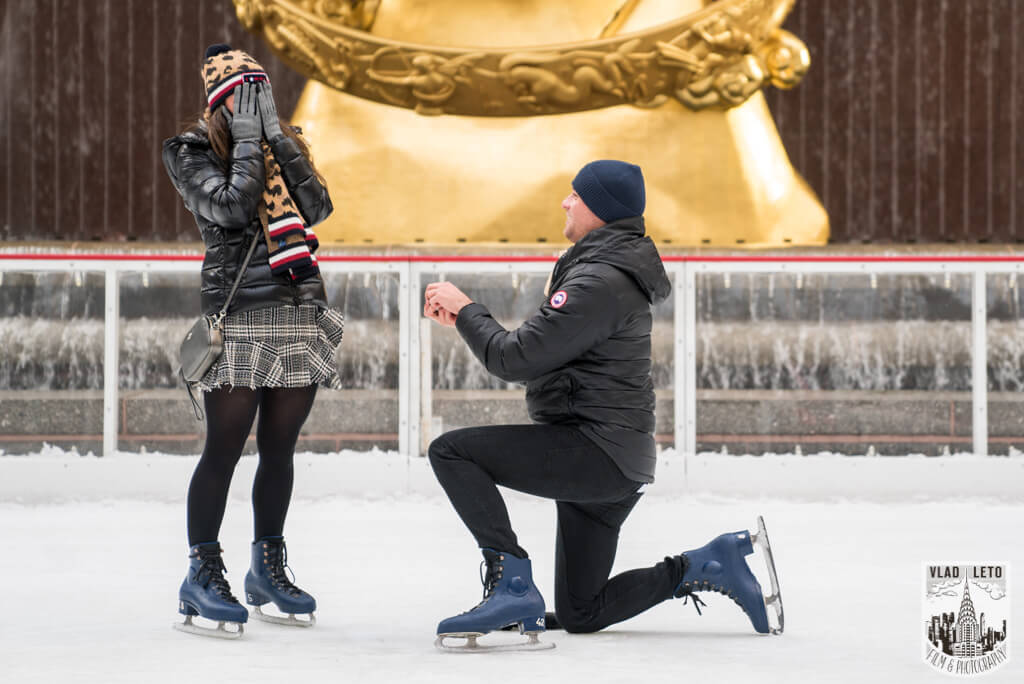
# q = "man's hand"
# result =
<box><xmin>424</xmin><ymin>281</ymin><xmax>472</xmax><ymax>327</ymax></box>
<box><xmin>423</xmin><ymin>299</ymin><xmax>458</xmax><ymax>327</ymax></box>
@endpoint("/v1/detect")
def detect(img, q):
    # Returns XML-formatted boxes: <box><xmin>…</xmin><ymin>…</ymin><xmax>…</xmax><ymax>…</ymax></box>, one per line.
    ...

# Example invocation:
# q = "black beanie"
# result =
<box><xmin>571</xmin><ymin>160</ymin><xmax>646</xmax><ymax>223</ymax></box>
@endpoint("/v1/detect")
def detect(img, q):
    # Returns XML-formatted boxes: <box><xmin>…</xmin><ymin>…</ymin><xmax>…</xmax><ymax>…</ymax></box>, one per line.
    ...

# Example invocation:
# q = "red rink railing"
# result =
<box><xmin>4</xmin><ymin>252</ymin><xmax>1024</xmax><ymax>263</ymax></box>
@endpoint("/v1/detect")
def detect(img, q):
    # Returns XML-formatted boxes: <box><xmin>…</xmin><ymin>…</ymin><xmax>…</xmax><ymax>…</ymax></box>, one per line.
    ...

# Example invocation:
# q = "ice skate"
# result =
<box><xmin>435</xmin><ymin>549</ymin><xmax>555</xmax><ymax>653</ymax></box>
<box><xmin>244</xmin><ymin>537</ymin><xmax>316</xmax><ymax>627</ymax></box>
<box><xmin>674</xmin><ymin>515</ymin><xmax>784</xmax><ymax>635</ymax></box>
<box><xmin>173</xmin><ymin>542</ymin><xmax>248</xmax><ymax>639</ymax></box>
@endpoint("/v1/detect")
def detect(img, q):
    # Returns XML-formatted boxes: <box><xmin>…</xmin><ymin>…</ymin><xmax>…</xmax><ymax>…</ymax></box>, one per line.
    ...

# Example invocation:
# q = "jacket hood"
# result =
<box><xmin>563</xmin><ymin>216</ymin><xmax>671</xmax><ymax>304</ymax></box>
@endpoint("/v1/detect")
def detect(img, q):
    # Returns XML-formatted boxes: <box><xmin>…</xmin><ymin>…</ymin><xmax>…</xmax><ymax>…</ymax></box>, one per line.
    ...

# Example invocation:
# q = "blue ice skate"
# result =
<box><xmin>436</xmin><ymin>549</ymin><xmax>554</xmax><ymax>652</ymax></box>
<box><xmin>675</xmin><ymin>516</ymin><xmax>784</xmax><ymax>635</ymax></box>
<box><xmin>244</xmin><ymin>537</ymin><xmax>317</xmax><ymax>627</ymax></box>
<box><xmin>173</xmin><ymin>542</ymin><xmax>248</xmax><ymax>639</ymax></box>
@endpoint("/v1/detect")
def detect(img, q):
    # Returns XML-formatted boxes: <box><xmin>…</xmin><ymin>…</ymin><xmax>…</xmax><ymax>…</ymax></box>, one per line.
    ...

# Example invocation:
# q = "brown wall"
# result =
<box><xmin>1</xmin><ymin>0</ymin><xmax>1021</xmax><ymax>244</ymax></box>
<box><xmin>766</xmin><ymin>0</ymin><xmax>1021</xmax><ymax>243</ymax></box>
<box><xmin>0</xmin><ymin>0</ymin><xmax>306</xmax><ymax>243</ymax></box>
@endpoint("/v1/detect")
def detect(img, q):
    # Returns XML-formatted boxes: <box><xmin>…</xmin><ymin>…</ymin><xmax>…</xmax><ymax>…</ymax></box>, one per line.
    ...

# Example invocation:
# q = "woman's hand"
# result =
<box><xmin>230</xmin><ymin>82</ymin><xmax>262</xmax><ymax>142</ymax></box>
<box><xmin>257</xmin><ymin>82</ymin><xmax>285</xmax><ymax>142</ymax></box>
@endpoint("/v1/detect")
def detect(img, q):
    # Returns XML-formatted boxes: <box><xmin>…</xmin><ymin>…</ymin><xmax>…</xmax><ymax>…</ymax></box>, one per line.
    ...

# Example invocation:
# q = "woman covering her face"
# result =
<box><xmin>163</xmin><ymin>43</ymin><xmax>343</xmax><ymax>638</ymax></box>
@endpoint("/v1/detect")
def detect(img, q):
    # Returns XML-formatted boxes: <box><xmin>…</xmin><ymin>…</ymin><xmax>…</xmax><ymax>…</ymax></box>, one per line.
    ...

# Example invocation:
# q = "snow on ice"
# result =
<box><xmin>2</xmin><ymin>448</ymin><xmax>1023</xmax><ymax>683</ymax></box>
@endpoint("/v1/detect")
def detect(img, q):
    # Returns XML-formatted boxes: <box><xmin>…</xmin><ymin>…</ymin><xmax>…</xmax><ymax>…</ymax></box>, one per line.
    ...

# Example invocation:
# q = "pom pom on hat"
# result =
<box><xmin>204</xmin><ymin>43</ymin><xmax>232</xmax><ymax>60</ymax></box>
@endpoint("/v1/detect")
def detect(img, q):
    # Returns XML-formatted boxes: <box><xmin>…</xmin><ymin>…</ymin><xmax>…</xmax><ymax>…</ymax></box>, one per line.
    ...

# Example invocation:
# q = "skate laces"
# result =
<box><xmin>676</xmin><ymin>578</ymin><xmax>747</xmax><ymax>617</ymax></box>
<box><xmin>680</xmin><ymin>593</ymin><xmax>707</xmax><ymax>615</ymax></box>
<box><xmin>265</xmin><ymin>542</ymin><xmax>304</xmax><ymax>597</ymax></box>
<box><xmin>192</xmin><ymin>551</ymin><xmax>239</xmax><ymax>604</ymax></box>
<box><xmin>451</xmin><ymin>555</ymin><xmax>504</xmax><ymax>616</ymax></box>
<box><xmin>478</xmin><ymin>557</ymin><xmax>502</xmax><ymax>599</ymax></box>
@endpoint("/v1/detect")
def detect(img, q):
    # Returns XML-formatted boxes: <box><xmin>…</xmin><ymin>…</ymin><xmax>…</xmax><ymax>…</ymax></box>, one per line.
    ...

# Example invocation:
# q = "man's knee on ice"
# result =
<box><xmin>427</xmin><ymin>433</ymin><xmax>461</xmax><ymax>470</ymax></box>
<box><xmin>554</xmin><ymin>604</ymin><xmax>602</xmax><ymax>634</ymax></box>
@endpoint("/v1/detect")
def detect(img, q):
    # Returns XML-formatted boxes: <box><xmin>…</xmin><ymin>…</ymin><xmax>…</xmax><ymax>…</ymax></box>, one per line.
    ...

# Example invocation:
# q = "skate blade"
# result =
<box><xmin>251</xmin><ymin>605</ymin><xmax>316</xmax><ymax>628</ymax></box>
<box><xmin>435</xmin><ymin>631</ymin><xmax>555</xmax><ymax>653</ymax></box>
<box><xmin>172</xmin><ymin>614</ymin><xmax>244</xmax><ymax>639</ymax></box>
<box><xmin>750</xmin><ymin>515</ymin><xmax>785</xmax><ymax>635</ymax></box>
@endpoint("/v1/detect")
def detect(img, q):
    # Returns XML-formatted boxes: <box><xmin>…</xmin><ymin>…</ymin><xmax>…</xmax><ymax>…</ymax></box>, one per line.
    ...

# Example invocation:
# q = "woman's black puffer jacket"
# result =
<box><xmin>162</xmin><ymin>127</ymin><xmax>333</xmax><ymax>316</ymax></box>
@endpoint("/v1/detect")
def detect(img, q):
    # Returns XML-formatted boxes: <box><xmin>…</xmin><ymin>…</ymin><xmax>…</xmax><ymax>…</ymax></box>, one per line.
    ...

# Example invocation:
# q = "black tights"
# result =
<box><xmin>186</xmin><ymin>385</ymin><xmax>318</xmax><ymax>546</ymax></box>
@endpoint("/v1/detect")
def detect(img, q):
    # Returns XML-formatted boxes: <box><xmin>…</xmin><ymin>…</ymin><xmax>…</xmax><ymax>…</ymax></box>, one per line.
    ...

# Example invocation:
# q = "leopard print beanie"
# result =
<box><xmin>202</xmin><ymin>44</ymin><xmax>269</xmax><ymax>115</ymax></box>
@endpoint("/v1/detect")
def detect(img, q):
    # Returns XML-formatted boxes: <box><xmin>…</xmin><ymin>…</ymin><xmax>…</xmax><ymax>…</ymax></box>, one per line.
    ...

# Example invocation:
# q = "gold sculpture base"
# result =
<box><xmin>293</xmin><ymin>83</ymin><xmax>827</xmax><ymax>246</ymax></box>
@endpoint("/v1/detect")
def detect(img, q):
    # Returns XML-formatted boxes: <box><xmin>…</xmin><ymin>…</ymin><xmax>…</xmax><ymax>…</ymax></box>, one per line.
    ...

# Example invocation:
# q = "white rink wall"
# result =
<box><xmin>2</xmin><ymin>447</ymin><xmax>1023</xmax><ymax>504</ymax></box>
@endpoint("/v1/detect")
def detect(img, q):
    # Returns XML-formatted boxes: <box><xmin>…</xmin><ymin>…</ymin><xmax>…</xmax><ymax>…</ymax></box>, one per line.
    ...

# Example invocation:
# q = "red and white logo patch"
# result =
<box><xmin>550</xmin><ymin>290</ymin><xmax>568</xmax><ymax>308</ymax></box>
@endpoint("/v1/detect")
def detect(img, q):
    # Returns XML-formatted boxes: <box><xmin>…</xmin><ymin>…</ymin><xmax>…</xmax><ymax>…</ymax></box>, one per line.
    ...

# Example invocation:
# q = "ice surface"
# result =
<box><xmin>2</xmin><ymin>449</ymin><xmax>1023</xmax><ymax>683</ymax></box>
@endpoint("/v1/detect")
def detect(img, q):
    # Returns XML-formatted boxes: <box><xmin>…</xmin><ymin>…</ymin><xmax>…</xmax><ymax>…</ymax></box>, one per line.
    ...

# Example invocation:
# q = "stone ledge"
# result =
<box><xmin>3</xmin><ymin>389</ymin><xmax>1024</xmax><ymax>455</ymax></box>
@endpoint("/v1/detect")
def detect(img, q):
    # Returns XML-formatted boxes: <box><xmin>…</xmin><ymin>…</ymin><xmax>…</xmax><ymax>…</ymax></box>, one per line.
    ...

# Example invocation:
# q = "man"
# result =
<box><xmin>424</xmin><ymin>160</ymin><xmax>780</xmax><ymax>650</ymax></box>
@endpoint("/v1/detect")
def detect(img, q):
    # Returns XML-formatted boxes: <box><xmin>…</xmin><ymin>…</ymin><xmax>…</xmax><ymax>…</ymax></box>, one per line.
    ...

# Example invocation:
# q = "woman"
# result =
<box><xmin>163</xmin><ymin>44</ymin><xmax>341</xmax><ymax>637</ymax></box>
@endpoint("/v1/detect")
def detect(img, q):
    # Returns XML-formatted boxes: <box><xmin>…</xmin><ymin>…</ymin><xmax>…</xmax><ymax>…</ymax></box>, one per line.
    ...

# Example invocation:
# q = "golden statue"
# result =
<box><xmin>235</xmin><ymin>0</ymin><xmax>827</xmax><ymax>247</ymax></box>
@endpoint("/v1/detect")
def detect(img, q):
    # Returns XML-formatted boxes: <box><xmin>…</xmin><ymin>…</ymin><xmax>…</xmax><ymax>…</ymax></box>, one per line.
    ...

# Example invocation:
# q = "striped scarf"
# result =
<box><xmin>202</xmin><ymin>45</ymin><xmax>319</xmax><ymax>282</ymax></box>
<box><xmin>260</xmin><ymin>142</ymin><xmax>319</xmax><ymax>280</ymax></box>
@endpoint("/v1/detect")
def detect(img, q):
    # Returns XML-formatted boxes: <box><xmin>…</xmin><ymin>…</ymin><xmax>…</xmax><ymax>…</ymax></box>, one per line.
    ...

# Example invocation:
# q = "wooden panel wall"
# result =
<box><xmin>2</xmin><ymin>0</ymin><xmax>1022</xmax><ymax>243</ymax></box>
<box><xmin>0</xmin><ymin>0</ymin><xmax>306</xmax><ymax>242</ymax></box>
<box><xmin>767</xmin><ymin>0</ymin><xmax>1021</xmax><ymax>243</ymax></box>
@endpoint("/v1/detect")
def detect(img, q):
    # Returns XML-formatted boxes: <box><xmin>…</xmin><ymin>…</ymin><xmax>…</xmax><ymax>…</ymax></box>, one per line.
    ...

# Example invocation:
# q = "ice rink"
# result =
<box><xmin>3</xmin><ymin>450</ymin><xmax>1023</xmax><ymax>683</ymax></box>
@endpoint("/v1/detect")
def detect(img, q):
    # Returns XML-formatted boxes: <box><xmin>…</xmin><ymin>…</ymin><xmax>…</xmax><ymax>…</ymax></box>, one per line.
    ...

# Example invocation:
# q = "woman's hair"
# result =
<box><xmin>179</xmin><ymin>107</ymin><xmax>326</xmax><ymax>185</ymax></box>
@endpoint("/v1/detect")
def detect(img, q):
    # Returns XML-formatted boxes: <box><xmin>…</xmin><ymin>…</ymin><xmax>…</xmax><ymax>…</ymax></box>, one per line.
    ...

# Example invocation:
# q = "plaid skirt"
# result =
<box><xmin>197</xmin><ymin>304</ymin><xmax>345</xmax><ymax>392</ymax></box>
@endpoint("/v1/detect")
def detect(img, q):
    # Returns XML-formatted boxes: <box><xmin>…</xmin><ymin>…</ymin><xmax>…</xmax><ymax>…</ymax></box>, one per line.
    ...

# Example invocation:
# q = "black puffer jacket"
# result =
<box><xmin>162</xmin><ymin>127</ymin><xmax>332</xmax><ymax>316</ymax></box>
<box><xmin>455</xmin><ymin>216</ymin><xmax>671</xmax><ymax>483</ymax></box>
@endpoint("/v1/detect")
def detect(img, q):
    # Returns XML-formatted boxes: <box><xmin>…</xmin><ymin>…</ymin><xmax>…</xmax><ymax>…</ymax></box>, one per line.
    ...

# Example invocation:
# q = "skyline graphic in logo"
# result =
<box><xmin>924</xmin><ymin>564</ymin><xmax>1009</xmax><ymax>677</ymax></box>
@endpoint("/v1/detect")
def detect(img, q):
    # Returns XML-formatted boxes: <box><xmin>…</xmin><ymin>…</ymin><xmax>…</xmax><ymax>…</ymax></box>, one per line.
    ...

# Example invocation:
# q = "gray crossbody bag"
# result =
<box><xmin>179</xmin><ymin>232</ymin><xmax>260</xmax><ymax>418</ymax></box>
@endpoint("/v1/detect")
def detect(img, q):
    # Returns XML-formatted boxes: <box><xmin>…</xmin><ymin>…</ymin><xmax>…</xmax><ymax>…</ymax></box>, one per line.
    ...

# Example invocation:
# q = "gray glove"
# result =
<box><xmin>230</xmin><ymin>82</ymin><xmax>262</xmax><ymax>142</ymax></box>
<box><xmin>256</xmin><ymin>82</ymin><xmax>285</xmax><ymax>142</ymax></box>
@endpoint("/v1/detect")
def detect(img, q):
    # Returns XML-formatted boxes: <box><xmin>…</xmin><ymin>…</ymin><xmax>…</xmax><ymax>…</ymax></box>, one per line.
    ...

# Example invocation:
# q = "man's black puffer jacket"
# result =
<box><xmin>454</xmin><ymin>216</ymin><xmax>672</xmax><ymax>483</ymax></box>
<box><xmin>162</xmin><ymin>127</ymin><xmax>332</xmax><ymax>316</ymax></box>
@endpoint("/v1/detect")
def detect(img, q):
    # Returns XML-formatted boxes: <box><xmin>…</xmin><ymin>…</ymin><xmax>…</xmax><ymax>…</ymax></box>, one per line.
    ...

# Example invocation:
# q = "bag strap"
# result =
<box><xmin>212</xmin><ymin>227</ymin><xmax>261</xmax><ymax>326</ymax></box>
<box><xmin>181</xmin><ymin>368</ymin><xmax>204</xmax><ymax>421</ymax></box>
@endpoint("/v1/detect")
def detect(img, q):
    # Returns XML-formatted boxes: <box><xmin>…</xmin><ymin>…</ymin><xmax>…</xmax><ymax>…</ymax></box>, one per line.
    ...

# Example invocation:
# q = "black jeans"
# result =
<box><xmin>428</xmin><ymin>424</ymin><xmax>685</xmax><ymax>633</ymax></box>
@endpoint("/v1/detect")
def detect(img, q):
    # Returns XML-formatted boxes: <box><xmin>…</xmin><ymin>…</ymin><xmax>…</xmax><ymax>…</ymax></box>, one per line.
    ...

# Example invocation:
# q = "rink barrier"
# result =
<box><xmin>3</xmin><ymin>252</ymin><xmax>1024</xmax><ymax>458</ymax></box>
